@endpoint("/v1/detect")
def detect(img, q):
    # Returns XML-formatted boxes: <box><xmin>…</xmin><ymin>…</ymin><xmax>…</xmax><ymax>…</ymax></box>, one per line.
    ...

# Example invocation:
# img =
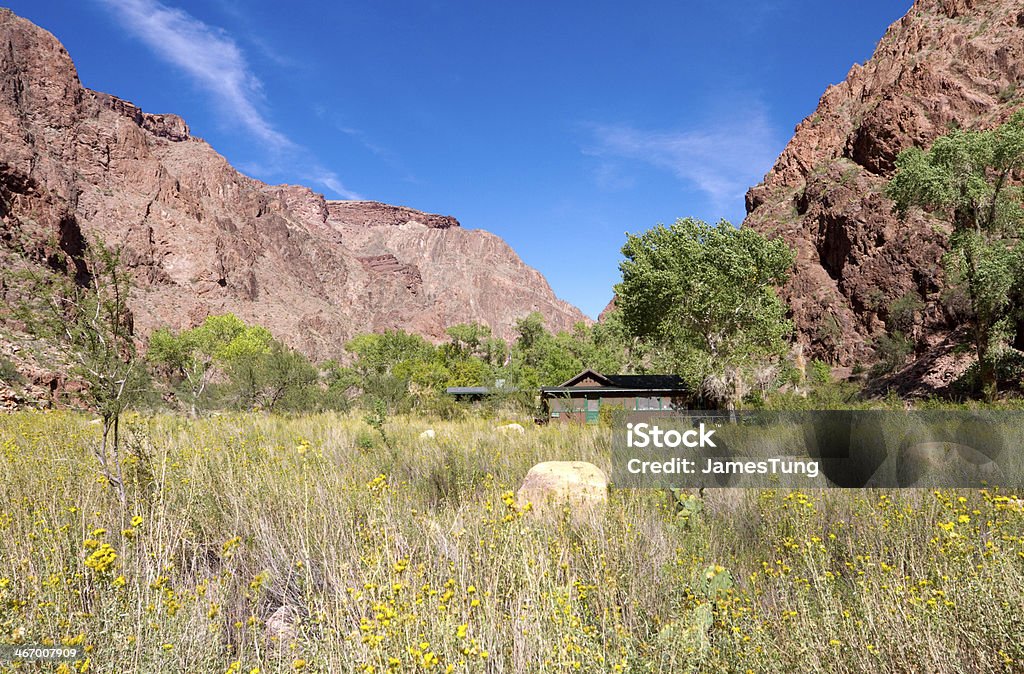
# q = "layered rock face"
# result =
<box><xmin>744</xmin><ymin>0</ymin><xmax>1024</xmax><ymax>369</ymax></box>
<box><xmin>0</xmin><ymin>9</ymin><xmax>585</xmax><ymax>361</ymax></box>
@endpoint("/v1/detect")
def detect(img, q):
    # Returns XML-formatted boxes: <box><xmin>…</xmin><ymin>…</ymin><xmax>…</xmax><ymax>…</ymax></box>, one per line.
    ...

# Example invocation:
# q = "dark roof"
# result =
<box><xmin>541</xmin><ymin>370</ymin><xmax>687</xmax><ymax>394</ymax></box>
<box><xmin>446</xmin><ymin>387</ymin><xmax>491</xmax><ymax>395</ymax></box>
<box><xmin>604</xmin><ymin>374</ymin><xmax>685</xmax><ymax>389</ymax></box>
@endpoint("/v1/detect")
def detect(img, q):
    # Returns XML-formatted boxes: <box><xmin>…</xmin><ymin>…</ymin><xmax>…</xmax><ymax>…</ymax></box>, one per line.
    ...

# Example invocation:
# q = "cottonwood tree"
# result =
<box><xmin>257</xmin><ymin>340</ymin><xmax>318</xmax><ymax>411</ymax></box>
<box><xmin>887</xmin><ymin>111</ymin><xmax>1024</xmax><ymax>400</ymax></box>
<box><xmin>9</xmin><ymin>241</ymin><xmax>147</xmax><ymax>505</ymax></box>
<box><xmin>615</xmin><ymin>218</ymin><xmax>794</xmax><ymax>412</ymax></box>
<box><xmin>148</xmin><ymin>313</ymin><xmax>271</xmax><ymax>414</ymax></box>
<box><xmin>345</xmin><ymin>330</ymin><xmax>436</xmax><ymax>411</ymax></box>
<box><xmin>507</xmin><ymin>312</ymin><xmax>626</xmax><ymax>386</ymax></box>
<box><xmin>443</xmin><ymin>322</ymin><xmax>507</xmax><ymax>365</ymax></box>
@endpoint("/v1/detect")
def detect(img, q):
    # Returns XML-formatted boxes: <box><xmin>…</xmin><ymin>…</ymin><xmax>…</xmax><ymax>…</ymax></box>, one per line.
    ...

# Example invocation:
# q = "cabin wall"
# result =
<box><xmin>543</xmin><ymin>392</ymin><xmax>688</xmax><ymax>423</ymax></box>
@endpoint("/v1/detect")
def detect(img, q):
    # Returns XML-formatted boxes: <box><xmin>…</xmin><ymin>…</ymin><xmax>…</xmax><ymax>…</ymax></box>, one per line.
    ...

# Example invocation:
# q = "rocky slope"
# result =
<box><xmin>0</xmin><ymin>9</ymin><xmax>585</xmax><ymax>364</ymax></box>
<box><xmin>744</xmin><ymin>0</ymin><xmax>1024</xmax><ymax>382</ymax></box>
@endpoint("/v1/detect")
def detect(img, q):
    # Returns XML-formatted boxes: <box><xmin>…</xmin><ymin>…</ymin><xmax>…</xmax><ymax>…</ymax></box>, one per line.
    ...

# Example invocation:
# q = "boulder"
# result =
<box><xmin>517</xmin><ymin>461</ymin><xmax>608</xmax><ymax>516</ymax></box>
<box><xmin>419</xmin><ymin>429</ymin><xmax>436</xmax><ymax>440</ymax></box>
<box><xmin>496</xmin><ymin>423</ymin><xmax>525</xmax><ymax>435</ymax></box>
<box><xmin>265</xmin><ymin>604</ymin><xmax>299</xmax><ymax>643</ymax></box>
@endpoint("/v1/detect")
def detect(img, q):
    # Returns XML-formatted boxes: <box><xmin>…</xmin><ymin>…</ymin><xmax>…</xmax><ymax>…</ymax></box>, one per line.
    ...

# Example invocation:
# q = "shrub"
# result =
<box><xmin>948</xmin><ymin>348</ymin><xmax>1024</xmax><ymax>397</ymax></box>
<box><xmin>809</xmin><ymin>359</ymin><xmax>832</xmax><ymax>385</ymax></box>
<box><xmin>0</xmin><ymin>356</ymin><xmax>22</xmax><ymax>385</ymax></box>
<box><xmin>814</xmin><ymin>314</ymin><xmax>844</xmax><ymax>355</ymax></box>
<box><xmin>420</xmin><ymin>393</ymin><xmax>467</xmax><ymax>421</ymax></box>
<box><xmin>598</xmin><ymin>403</ymin><xmax>628</xmax><ymax>428</ymax></box>
<box><xmin>886</xmin><ymin>292</ymin><xmax>924</xmax><ymax>334</ymax></box>
<box><xmin>354</xmin><ymin>428</ymin><xmax>376</xmax><ymax>451</ymax></box>
<box><xmin>871</xmin><ymin>332</ymin><xmax>914</xmax><ymax>376</ymax></box>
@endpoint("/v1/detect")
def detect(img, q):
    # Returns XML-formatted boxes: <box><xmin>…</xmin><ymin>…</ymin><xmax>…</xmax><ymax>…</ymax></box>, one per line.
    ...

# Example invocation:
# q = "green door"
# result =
<box><xmin>585</xmin><ymin>396</ymin><xmax>600</xmax><ymax>424</ymax></box>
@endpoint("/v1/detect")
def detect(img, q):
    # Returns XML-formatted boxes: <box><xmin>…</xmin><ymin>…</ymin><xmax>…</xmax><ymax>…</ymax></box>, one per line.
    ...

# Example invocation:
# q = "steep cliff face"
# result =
<box><xmin>0</xmin><ymin>9</ymin><xmax>585</xmax><ymax>362</ymax></box>
<box><xmin>744</xmin><ymin>0</ymin><xmax>1024</xmax><ymax>374</ymax></box>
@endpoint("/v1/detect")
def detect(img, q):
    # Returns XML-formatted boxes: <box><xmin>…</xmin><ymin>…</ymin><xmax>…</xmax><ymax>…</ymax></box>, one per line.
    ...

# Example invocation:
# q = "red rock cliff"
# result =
<box><xmin>0</xmin><ymin>9</ymin><xmax>586</xmax><ymax>359</ymax></box>
<box><xmin>744</xmin><ymin>0</ymin><xmax>1024</xmax><ymax>371</ymax></box>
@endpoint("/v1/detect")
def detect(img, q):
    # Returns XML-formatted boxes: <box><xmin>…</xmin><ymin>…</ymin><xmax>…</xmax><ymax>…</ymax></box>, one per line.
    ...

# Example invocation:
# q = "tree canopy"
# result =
<box><xmin>887</xmin><ymin>110</ymin><xmax>1024</xmax><ymax>399</ymax></box>
<box><xmin>615</xmin><ymin>218</ymin><xmax>794</xmax><ymax>409</ymax></box>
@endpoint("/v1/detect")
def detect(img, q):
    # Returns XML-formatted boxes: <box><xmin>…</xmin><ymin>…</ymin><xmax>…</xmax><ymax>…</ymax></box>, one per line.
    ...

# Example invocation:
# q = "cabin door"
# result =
<box><xmin>585</xmin><ymin>396</ymin><xmax>600</xmax><ymax>424</ymax></box>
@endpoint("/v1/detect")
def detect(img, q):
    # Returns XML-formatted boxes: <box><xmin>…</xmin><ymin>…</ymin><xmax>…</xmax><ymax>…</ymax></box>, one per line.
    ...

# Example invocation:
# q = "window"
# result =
<box><xmin>636</xmin><ymin>396</ymin><xmax>662</xmax><ymax>411</ymax></box>
<box><xmin>562</xmin><ymin>397</ymin><xmax>586</xmax><ymax>413</ymax></box>
<box><xmin>550</xmin><ymin>397</ymin><xmax>584</xmax><ymax>413</ymax></box>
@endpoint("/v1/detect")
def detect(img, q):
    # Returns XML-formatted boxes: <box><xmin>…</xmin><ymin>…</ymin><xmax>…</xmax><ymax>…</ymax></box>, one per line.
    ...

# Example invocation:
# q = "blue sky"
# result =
<box><xmin>11</xmin><ymin>0</ymin><xmax>913</xmax><ymax>318</ymax></box>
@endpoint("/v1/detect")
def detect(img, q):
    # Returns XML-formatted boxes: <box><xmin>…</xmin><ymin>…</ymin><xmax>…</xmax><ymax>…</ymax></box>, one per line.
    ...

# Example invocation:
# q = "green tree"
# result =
<box><xmin>445</xmin><ymin>358</ymin><xmax>494</xmax><ymax>387</ymax></box>
<box><xmin>347</xmin><ymin>330</ymin><xmax>435</xmax><ymax>377</ymax></box>
<box><xmin>148</xmin><ymin>314</ymin><xmax>272</xmax><ymax>413</ymax></box>
<box><xmin>596</xmin><ymin>306</ymin><xmax>652</xmax><ymax>374</ymax></box>
<box><xmin>443</xmin><ymin>322</ymin><xmax>506</xmax><ymax>364</ymax></box>
<box><xmin>210</xmin><ymin>324</ymin><xmax>272</xmax><ymax>409</ymax></box>
<box><xmin>504</xmin><ymin>313</ymin><xmax>628</xmax><ymax>388</ymax></box>
<box><xmin>9</xmin><ymin>241</ymin><xmax>148</xmax><ymax>504</ymax></box>
<box><xmin>255</xmin><ymin>340</ymin><xmax>319</xmax><ymax>412</ymax></box>
<box><xmin>507</xmin><ymin>313</ymin><xmax>572</xmax><ymax>387</ymax></box>
<box><xmin>615</xmin><ymin>218</ymin><xmax>794</xmax><ymax>411</ymax></box>
<box><xmin>343</xmin><ymin>330</ymin><xmax>439</xmax><ymax>412</ymax></box>
<box><xmin>560</xmin><ymin>322</ymin><xmax>623</xmax><ymax>375</ymax></box>
<box><xmin>887</xmin><ymin>111</ymin><xmax>1024</xmax><ymax>399</ymax></box>
<box><xmin>513</xmin><ymin>312</ymin><xmax>547</xmax><ymax>355</ymax></box>
<box><xmin>320</xmin><ymin>360</ymin><xmax>359</xmax><ymax>411</ymax></box>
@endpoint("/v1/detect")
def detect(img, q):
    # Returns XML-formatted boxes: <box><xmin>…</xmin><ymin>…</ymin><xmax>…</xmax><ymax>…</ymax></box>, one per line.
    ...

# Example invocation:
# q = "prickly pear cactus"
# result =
<box><xmin>701</xmin><ymin>564</ymin><xmax>733</xmax><ymax>600</ymax></box>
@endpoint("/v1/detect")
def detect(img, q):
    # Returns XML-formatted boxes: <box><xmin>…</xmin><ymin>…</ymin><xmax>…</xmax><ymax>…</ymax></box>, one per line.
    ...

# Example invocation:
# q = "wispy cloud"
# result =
<box><xmin>307</xmin><ymin>169</ymin><xmax>363</xmax><ymax>201</ymax></box>
<box><xmin>338</xmin><ymin>126</ymin><xmax>391</xmax><ymax>160</ymax></box>
<box><xmin>235</xmin><ymin>159</ymin><xmax>364</xmax><ymax>200</ymax></box>
<box><xmin>592</xmin><ymin>161</ymin><xmax>635</xmax><ymax>192</ymax></box>
<box><xmin>98</xmin><ymin>0</ymin><xmax>290</xmax><ymax>148</ymax></box>
<box><xmin>97</xmin><ymin>0</ymin><xmax>361</xmax><ymax>199</ymax></box>
<box><xmin>584</xmin><ymin>106</ymin><xmax>782</xmax><ymax>215</ymax></box>
<box><xmin>335</xmin><ymin>123</ymin><xmax>419</xmax><ymax>184</ymax></box>
<box><xmin>207</xmin><ymin>0</ymin><xmax>302</xmax><ymax>70</ymax></box>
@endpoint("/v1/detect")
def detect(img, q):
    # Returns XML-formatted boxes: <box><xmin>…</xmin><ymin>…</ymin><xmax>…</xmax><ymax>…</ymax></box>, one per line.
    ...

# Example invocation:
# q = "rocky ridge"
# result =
<box><xmin>744</xmin><ymin>0</ymin><xmax>1024</xmax><ymax>386</ymax></box>
<box><xmin>0</xmin><ymin>8</ymin><xmax>586</xmax><ymax>366</ymax></box>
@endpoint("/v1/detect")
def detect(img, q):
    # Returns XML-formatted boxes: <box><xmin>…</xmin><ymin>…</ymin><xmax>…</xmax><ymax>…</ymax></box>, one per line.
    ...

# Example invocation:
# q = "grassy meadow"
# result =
<box><xmin>0</xmin><ymin>411</ymin><xmax>1022</xmax><ymax>673</ymax></box>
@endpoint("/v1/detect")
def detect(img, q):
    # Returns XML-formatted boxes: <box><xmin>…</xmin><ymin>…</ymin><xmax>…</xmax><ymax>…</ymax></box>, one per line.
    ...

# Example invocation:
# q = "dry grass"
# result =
<box><xmin>0</xmin><ymin>410</ymin><xmax>1022</xmax><ymax>673</ymax></box>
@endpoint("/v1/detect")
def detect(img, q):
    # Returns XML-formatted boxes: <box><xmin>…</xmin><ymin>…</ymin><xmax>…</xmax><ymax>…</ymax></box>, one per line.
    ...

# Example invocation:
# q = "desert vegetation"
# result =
<box><xmin>0</xmin><ymin>411</ymin><xmax>1021</xmax><ymax>673</ymax></box>
<box><xmin>7</xmin><ymin>3</ymin><xmax>1024</xmax><ymax>672</ymax></box>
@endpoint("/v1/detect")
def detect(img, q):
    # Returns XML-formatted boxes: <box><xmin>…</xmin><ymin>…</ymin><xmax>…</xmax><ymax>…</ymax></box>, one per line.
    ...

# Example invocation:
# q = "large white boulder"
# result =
<box><xmin>517</xmin><ymin>461</ymin><xmax>608</xmax><ymax>516</ymax></box>
<box><xmin>419</xmin><ymin>429</ymin><xmax>436</xmax><ymax>440</ymax></box>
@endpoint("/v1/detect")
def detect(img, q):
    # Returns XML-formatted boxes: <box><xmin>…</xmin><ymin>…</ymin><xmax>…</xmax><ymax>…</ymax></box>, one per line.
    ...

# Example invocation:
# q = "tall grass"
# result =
<box><xmin>0</xmin><ymin>411</ymin><xmax>1021</xmax><ymax>672</ymax></box>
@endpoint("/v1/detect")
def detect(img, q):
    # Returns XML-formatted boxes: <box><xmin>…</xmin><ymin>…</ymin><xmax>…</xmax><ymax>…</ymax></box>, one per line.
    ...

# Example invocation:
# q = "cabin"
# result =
<box><xmin>540</xmin><ymin>369</ymin><xmax>689</xmax><ymax>424</ymax></box>
<box><xmin>445</xmin><ymin>386</ymin><xmax>491</xmax><ymax>401</ymax></box>
<box><xmin>446</xmin><ymin>379</ymin><xmax>516</xmax><ymax>402</ymax></box>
